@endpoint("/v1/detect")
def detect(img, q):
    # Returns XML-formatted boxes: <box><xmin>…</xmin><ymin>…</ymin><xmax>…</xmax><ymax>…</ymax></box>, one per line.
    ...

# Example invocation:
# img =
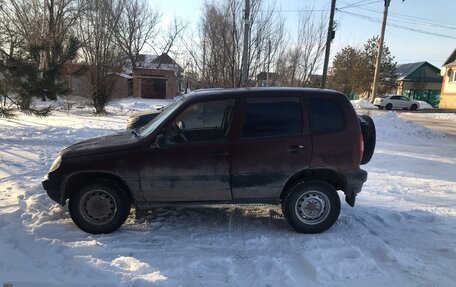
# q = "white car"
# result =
<box><xmin>374</xmin><ymin>95</ymin><xmax>419</xmax><ymax>110</ymax></box>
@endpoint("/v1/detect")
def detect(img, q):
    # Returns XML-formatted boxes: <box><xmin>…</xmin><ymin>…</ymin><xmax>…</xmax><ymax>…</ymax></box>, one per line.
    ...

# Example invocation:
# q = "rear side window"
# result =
<box><xmin>308</xmin><ymin>97</ymin><xmax>346</xmax><ymax>134</ymax></box>
<box><xmin>242</xmin><ymin>97</ymin><xmax>302</xmax><ymax>138</ymax></box>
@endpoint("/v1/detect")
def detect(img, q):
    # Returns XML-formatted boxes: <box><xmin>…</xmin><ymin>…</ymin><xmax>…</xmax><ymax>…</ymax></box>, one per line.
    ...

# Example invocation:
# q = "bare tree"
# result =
<box><xmin>77</xmin><ymin>0</ymin><xmax>122</xmax><ymax>113</ymax></box>
<box><xmin>276</xmin><ymin>8</ymin><xmax>327</xmax><ymax>87</ymax></box>
<box><xmin>181</xmin><ymin>0</ymin><xmax>284</xmax><ymax>88</ymax></box>
<box><xmin>154</xmin><ymin>17</ymin><xmax>187</xmax><ymax>68</ymax></box>
<box><xmin>113</xmin><ymin>0</ymin><xmax>160</xmax><ymax>69</ymax></box>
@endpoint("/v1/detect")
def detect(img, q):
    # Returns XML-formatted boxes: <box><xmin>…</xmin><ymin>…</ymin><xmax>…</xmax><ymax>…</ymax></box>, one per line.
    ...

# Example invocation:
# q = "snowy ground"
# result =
<box><xmin>1</xmin><ymin>99</ymin><xmax>456</xmax><ymax>286</ymax></box>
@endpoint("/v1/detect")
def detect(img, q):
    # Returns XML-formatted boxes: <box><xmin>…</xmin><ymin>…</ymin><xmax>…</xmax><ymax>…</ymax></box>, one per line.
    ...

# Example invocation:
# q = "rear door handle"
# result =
<box><xmin>288</xmin><ymin>145</ymin><xmax>305</xmax><ymax>153</ymax></box>
<box><xmin>211</xmin><ymin>151</ymin><xmax>229</xmax><ymax>157</ymax></box>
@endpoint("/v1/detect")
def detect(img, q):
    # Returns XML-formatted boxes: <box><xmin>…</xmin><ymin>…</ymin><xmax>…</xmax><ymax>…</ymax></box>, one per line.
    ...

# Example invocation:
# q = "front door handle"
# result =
<box><xmin>211</xmin><ymin>151</ymin><xmax>229</xmax><ymax>157</ymax></box>
<box><xmin>288</xmin><ymin>145</ymin><xmax>305</xmax><ymax>153</ymax></box>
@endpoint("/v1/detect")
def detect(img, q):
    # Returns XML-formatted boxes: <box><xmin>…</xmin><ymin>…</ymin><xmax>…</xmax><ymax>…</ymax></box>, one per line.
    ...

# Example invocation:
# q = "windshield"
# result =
<box><xmin>138</xmin><ymin>97</ymin><xmax>187</xmax><ymax>137</ymax></box>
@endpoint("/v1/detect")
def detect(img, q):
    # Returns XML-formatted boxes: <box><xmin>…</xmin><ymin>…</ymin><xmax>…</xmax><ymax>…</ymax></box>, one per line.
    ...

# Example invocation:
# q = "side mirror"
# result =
<box><xmin>153</xmin><ymin>134</ymin><xmax>167</xmax><ymax>150</ymax></box>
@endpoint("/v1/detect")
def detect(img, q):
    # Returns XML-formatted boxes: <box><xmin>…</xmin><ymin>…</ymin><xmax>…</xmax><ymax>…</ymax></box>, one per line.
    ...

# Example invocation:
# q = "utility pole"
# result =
<box><xmin>371</xmin><ymin>0</ymin><xmax>391</xmax><ymax>102</ymax></box>
<box><xmin>321</xmin><ymin>0</ymin><xmax>336</xmax><ymax>89</ymax></box>
<box><xmin>241</xmin><ymin>0</ymin><xmax>250</xmax><ymax>86</ymax></box>
<box><xmin>266</xmin><ymin>39</ymin><xmax>271</xmax><ymax>87</ymax></box>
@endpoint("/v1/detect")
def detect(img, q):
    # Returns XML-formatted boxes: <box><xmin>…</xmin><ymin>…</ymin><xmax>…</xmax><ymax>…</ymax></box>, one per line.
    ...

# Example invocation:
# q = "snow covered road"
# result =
<box><xmin>0</xmin><ymin>108</ymin><xmax>455</xmax><ymax>286</ymax></box>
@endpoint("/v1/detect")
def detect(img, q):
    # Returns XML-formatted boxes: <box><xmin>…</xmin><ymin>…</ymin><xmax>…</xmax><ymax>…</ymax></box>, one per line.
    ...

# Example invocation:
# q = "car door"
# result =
<box><xmin>139</xmin><ymin>98</ymin><xmax>236</xmax><ymax>202</ymax></box>
<box><xmin>400</xmin><ymin>96</ymin><xmax>411</xmax><ymax>108</ymax></box>
<box><xmin>231</xmin><ymin>94</ymin><xmax>312</xmax><ymax>200</ymax></box>
<box><xmin>389</xmin><ymin>96</ymin><xmax>401</xmax><ymax>108</ymax></box>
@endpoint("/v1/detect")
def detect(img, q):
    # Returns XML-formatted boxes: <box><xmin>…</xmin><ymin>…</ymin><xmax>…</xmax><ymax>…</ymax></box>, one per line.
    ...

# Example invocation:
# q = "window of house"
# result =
<box><xmin>308</xmin><ymin>97</ymin><xmax>346</xmax><ymax>135</ymax></box>
<box><xmin>241</xmin><ymin>97</ymin><xmax>302</xmax><ymax>138</ymax></box>
<box><xmin>450</xmin><ymin>69</ymin><xmax>456</xmax><ymax>83</ymax></box>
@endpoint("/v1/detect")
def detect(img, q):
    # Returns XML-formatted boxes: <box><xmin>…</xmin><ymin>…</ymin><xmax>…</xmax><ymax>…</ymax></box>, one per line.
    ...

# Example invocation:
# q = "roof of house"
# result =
<box><xmin>133</xmin><ymin>53</ymin><xmax>182</xmax><ymax>72</ymax></box>
<box><xmin>63</xmin><ymin>63</ymin><xmax>89</xmax><ymax>75</ymax></box>
<box><xmin>395</xmin><ymin>61</ymin><xmax>441</xmax><ymax>82</ymax></box>
<box><xmin>443</xmin><ymin>48</ymin><xmax>456</xmax><ymax>67</ymax></box>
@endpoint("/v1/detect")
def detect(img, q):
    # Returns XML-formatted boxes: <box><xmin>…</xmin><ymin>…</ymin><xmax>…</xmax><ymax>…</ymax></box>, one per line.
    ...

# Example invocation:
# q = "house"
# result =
<box><xmin>64</xmin><ymin>53</ymin><xmax>183</xmax><ymax>100</ymax></box>
<box><xmin>63</xmin><ymin>63</ymin><xmax>90</xmax><ymax>98</ymax></box>
<box><xmin>440</xmin><ymin>49</ymin><xmax>456</xmax><ymax>109</ymax></box>
<box><xmin>395</xmin><ymin>61</ymin><xmax>442</xmax><ymax>107</ymax></box>
<box><xmin>256</xmin><ymin>72</ymin><xmax>279</xmax><ymax>87</ymax></box>
<box><xmin>130</xmin><ymin>53</ymin><xmax>183</xmax><ymax>99</ymax></box>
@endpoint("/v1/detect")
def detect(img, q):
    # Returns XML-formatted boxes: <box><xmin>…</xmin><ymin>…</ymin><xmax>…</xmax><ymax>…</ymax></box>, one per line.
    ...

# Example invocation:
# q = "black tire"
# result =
<box><xmin>359</xmin><ymin>115</ymin><xmax>376</xmax><ymax>165</ymax></box>
<box><xmin>282</xmin><ymin>180</ymin><xmax>341</xmax><ymax>234</ymax></box>
<box><xmin>410</xmin><ymin>104</ymin><xmax>418</xmax><ymax>111</ymax></box>
<box><xmin>378</xmin><ymin>106</ymin><xmax>384</xmax><ymax>110</ymax></box>
<box><xmin>69</xmin><ymin>181</ymin><xmax>131</xmax><ymax>234</ymax></box>
<box><xmin>385</xmin><ymin>103</ymin><xmax>393</xmax><ymax>110</ymax></box>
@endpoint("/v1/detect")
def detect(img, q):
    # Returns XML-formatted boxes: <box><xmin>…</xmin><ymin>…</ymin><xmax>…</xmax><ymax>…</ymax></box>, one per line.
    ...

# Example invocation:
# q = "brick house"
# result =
<box><xmin>130</xmin><ymin>53</ymin><xmax>183</xmax><ymax>99</ymax></box>
<box><xmin>440</xmin><ymin>49</ymin><xmax>456</xmax><ymax>109</ymax></box>
<box><xmin>64</xmin><ymin>53</ymin><xmax>182</xmax><ymax>99</ymax></box>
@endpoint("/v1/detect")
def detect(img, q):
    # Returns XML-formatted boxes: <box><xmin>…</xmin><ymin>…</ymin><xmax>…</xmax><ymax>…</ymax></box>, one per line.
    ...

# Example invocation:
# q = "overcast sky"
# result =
<box><xmin>151</xmin><ymin>0</ymin><xmax>456</xmax><ymax>69</ymax></box>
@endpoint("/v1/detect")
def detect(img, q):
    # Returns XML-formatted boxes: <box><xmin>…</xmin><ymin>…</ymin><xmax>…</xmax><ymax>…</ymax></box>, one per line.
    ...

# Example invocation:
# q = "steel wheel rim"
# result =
<box><xmin>79</xmin><ymin>189</ymin><xmax>117</xmax><ymax>225</ymax></box>
<box><xmin>295</xmin><ymin>190</ymin><xmax>330</xmax><ymax>225</ymax></box>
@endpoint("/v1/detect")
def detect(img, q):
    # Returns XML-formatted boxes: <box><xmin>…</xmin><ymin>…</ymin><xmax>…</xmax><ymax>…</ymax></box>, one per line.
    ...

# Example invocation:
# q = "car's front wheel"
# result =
<box><xmin>282</xmin><ymin>180</ymin><xmax>341</xmax><ymax>233</ymax></box>
<box><xmin>69</xmin><ymin>182</ymin><xmax>131</xmax><ymax>234</ymax></box>
<box><xmin>385</xmin><ymin>103</ymin><xmax>393</xmax><ymax>110</ymax></box>
<box><xmin>410</xmin><ymin>104</ymin><xmax>418</xmax><ymax>110</ymax></box>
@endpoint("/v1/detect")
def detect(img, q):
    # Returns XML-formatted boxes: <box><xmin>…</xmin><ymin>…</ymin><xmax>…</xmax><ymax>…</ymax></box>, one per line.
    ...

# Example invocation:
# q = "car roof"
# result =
<box><xmin>183</xmin><ymin>87</ymin><xmax>344</xmax><ymax>100</ymax></box>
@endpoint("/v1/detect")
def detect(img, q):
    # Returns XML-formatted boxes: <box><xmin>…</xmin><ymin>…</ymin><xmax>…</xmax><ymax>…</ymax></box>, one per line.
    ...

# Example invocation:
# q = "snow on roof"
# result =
<box><xmin>116</xmin><ymin>72</ymin><xmax>133</xmax><ymax>79</ymax></box>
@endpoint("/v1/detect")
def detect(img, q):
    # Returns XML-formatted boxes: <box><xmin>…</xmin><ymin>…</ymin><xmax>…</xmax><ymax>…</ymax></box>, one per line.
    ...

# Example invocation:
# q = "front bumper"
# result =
<box><xmin>42</xmin><ymin>176</ymin><xmax>64</xmax><ymax>205</ymax></box>
<box><xmin>341</xmin><ymin>169</ymin><xmax>368</xmax><ymax>207</ymax></box>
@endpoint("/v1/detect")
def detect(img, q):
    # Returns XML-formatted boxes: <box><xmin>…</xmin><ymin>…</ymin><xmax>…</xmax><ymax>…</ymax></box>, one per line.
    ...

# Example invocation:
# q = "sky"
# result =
<box><xmin>150</xmin><ymin>0</ymin><xmax>456</xmax><ymax>69</ymax></box>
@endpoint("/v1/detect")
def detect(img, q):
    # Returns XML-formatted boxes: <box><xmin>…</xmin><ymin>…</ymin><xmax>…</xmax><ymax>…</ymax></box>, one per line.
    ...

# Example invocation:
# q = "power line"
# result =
<box><xmin>336</xmin><ymin>9</ymin><xmax>456</xmax><ymax>40</ymax></box>
<box><xmin>338</xmin><ymin>0</ymin><xmax>382</xmax><ymax>9</ymax></box>
<box><xmin>257</xmin><ymin>9</ymin><xmax>327</xmax><ymax>13</ymax></box>
<box><xmin>341</xmin><ymin>5</ymin><xmax>456</xmax><ymax>30</ymax></box>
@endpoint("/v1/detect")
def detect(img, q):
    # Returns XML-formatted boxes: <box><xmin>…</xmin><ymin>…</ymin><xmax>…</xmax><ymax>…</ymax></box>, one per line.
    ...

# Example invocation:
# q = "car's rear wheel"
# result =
<box><xmin>69</xmin><ymin>182</ymin><xmax>131</xmax><ymax>234</ymax></box>
<box><xmin>410</xmin><ymin>104</ymin><xmax>418</xmax><ymax>111</ymax></box>
<box><xmin>282</xmin><ymin>180</ymin><xmax>340</xmax><ymax>234</ymax></box>
<box><xmin>385</xmin><ymin>103</ymin><xmax>393</xmax><ymax>110</ymax></box>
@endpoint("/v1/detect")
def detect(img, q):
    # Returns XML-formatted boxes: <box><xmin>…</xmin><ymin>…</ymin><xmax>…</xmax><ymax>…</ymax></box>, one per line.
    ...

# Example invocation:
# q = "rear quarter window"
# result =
<box><xmin>308</xmin><ymin>97</ymin><xmax>346</xmax><ymax>134</ymax></box>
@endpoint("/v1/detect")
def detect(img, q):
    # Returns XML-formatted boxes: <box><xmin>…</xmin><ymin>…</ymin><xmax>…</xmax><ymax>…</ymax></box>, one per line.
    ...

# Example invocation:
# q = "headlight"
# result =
<box><xmin>48</xmin><ymin>155</ymin><xmax>62</xmax><ymax>173</ymax></box>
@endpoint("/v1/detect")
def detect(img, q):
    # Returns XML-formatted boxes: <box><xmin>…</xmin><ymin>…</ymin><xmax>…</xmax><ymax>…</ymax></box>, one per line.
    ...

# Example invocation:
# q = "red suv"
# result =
<box><xmin>42</xmin><ymin>88</ymin><xmax>375</xmax><ymax>234</ymax></box>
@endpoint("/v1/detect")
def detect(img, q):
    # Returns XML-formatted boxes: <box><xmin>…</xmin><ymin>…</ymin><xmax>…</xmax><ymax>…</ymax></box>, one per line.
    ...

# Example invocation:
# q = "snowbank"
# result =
<box><xmin>372</xmin><ymin>112</ymin><xmax>446</xmax><ymax>142</ymax></box>
<box><xmin>351</xmin><ymin>99</ymin><xmax>377</xmax><ymax>109</ymax></box>
<box><xmin>417</xmin><ymin>101</ymin><xmax>433</xmax><ymax>109</ymax></box>
<box><xmin>106</xmin><ymin>98</ymin><xmax>173</xmax><ymax>114</ymax></box>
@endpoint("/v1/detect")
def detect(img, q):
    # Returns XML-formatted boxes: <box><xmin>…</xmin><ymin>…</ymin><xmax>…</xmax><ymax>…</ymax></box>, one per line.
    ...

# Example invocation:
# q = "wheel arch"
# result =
<box><xmin>61</xmin><ymin>171</ymin><xmax>134</xmax><ymax>205</ymax></box>
<box><xmin>280</xmin><ymin>168</ymin><xmax>344</xmax><ymax>200</ymax></box>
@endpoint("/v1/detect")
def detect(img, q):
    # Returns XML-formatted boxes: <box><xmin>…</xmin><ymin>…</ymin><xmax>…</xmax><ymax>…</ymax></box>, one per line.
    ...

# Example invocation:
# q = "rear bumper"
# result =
<box><xmin>341</xmin><ymin>169</ymin><xmax>368</xmax><ymax>207</ymax></box>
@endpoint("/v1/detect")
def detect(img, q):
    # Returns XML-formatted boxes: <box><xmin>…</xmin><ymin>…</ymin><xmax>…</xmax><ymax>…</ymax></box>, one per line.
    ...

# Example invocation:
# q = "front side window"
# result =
<box><xmin>165</xmin><ymin>99</ymin><xmax>235</xmax><ymax>144</ymax></box>
<box><xmin>401</xmin><ymin>96</ymin><xmax>410</xmax><ymax>101</ymax></box>
<box><xmin>390</xmin><ymin>96</ymin><xmax>401</xmax><ymax>100</ymax></box>
<box><xmin>138</xmin><ymin>97</ymin><xmax>186</xmax><ymax>137</ymax></box>
<box><xmin>241</xmin><ymin>97</ymin><xmax>302</xmax><ymax>138</ymax></box>
<box><xmin>308</xmin><ymin>97</ymin><xmax>346</xmax><ymax>135</ymax></box>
